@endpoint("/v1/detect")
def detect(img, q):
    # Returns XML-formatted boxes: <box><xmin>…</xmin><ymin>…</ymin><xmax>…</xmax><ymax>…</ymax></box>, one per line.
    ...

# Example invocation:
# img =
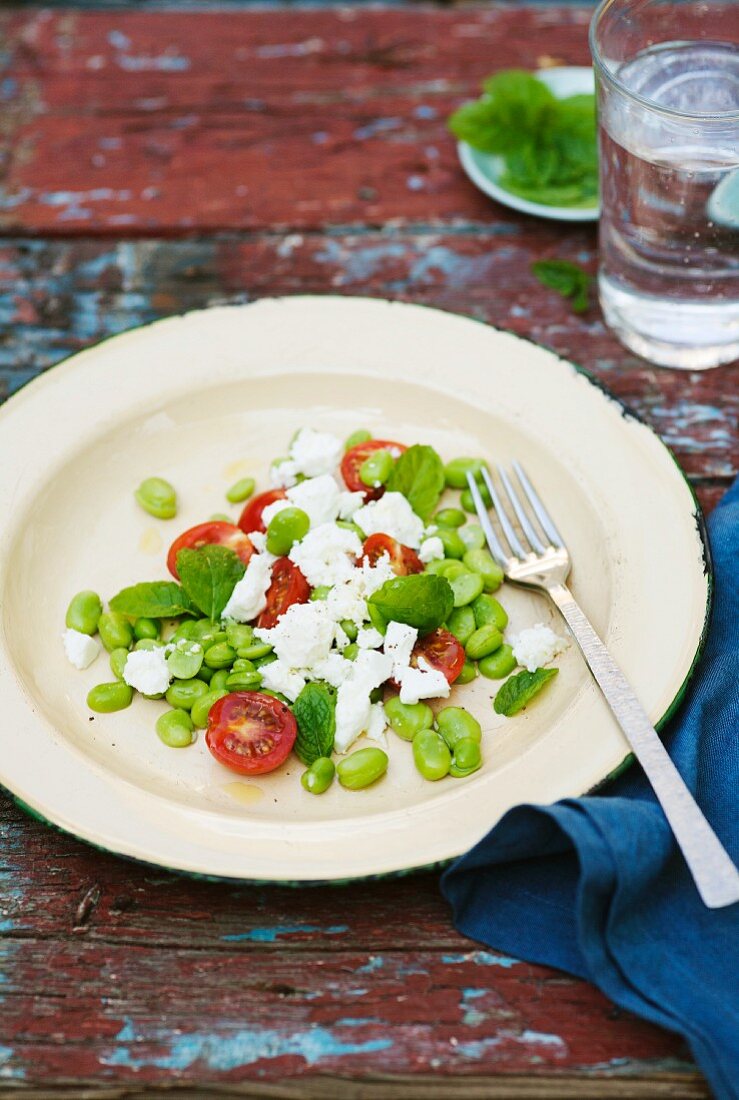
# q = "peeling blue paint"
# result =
<box><xmin>461</xmin><ymin>987</ymin><xmax>488</xmax><ymax>1027</ymax></box>
<box><xmin>456</xmin><ymin>1029</ymin><xmax>565</xmax><ymax>1060</ymax></box>
<box><xmin>407</xmin><ymin>175</ymin><xmax>425</xmax><ymax>191</ymax></box>
<box><xmin>414</xmin><ymin>104</ymin><xmax>438</xmax><ymax>120</ymax></box>
<box><xmin>442</xmin><ymin>950</ymin><xmax>521</xmax><ymax>968</ymax></box>
<box><xmin>353</xmin><ymin>117</ymin><xmax>403</xmax><ymax>141</ymax></box>
<box><xmin>356</xmin><ymin>956</ymin><xmax>384</xmax><ymax>974</ymax></box>
<box><xmin>105</xmin><ymin>1019</ymin><xmax>391</xmax><ymax>1071</ymax></box>
<box><xmin>117</xmin><ymin>54</ymin><xmax>190</xmax><ymax>73</ymax></box>
<box><xmin>335</xmin><ymin>1017</ymin><xmax>383</xmax><ymax>1027</ymax></box>
<box><xmin>222</xmin><ymin>923</ymin><xmax>348</xmax><ymax>942</ymax></box>
<box><xmin>107</xmin><ymin>30</ymin><xmax>131</xmax><ymax>50</ymax></box>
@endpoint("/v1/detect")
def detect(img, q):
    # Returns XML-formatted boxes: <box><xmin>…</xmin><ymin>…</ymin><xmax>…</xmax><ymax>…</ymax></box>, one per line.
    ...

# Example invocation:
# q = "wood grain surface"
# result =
<box><xmin>0</xmin><ymin>6</ymin><xmax>732</xmax><ymax>1096</ymax></box>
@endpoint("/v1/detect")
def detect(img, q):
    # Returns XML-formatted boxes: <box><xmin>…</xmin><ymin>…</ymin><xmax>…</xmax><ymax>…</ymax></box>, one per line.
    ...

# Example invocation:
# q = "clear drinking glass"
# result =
<box><xmin>590</xmin><ymin>0</ymin><xmax>739</xmax><ymax>369</ymax></box>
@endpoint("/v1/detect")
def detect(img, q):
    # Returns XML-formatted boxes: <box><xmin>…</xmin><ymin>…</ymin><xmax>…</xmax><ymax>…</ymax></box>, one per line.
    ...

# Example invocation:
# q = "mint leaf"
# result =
<box><xmin>176</xmin><ymin>545</ymin><xmax>246</xmax><ymax>621</ymax></box>
<box><xmin>494</xmin><ymin>667</ymin><xmax>558</xmax><ymax>716</ymax></box>
<box><xmin>449</xmin><ymin>69</ymin><xmax>598</xmax><ymax>210</ymax></box>
<box><xmin>369</xmin><ymin>574</ymin><xmax>453</xmax><ymax>636</ymax></box>
<box><xmin>532</xmin><ymin>260</ymin><xmax>592</xmax><ymax>313</ymax></box>
<box><xmin>386</xmin><ymin>444</ymin><xmax>445</xmax><ymax>521</ymax></box>
<box><xmin>109</xmin><ymin>581</ymin><xmax>195</xmax><ymax>619</ymax></box>
<box><xmin>293</xmin><ymin>682</ymin><xmax>336</xmax><ymax>764</ymax></box>
<box><xmin>449</xmin><ymin>70</ymin><xmax>555</xmax><ymax>156</ymax></box>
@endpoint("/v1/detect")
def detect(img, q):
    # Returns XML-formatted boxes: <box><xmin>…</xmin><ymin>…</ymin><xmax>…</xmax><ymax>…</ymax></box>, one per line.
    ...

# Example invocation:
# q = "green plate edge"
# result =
<box><xmin>0</xmin><ymin>300</ymin><xmax>715</xmax><ymax>887</ymax></box>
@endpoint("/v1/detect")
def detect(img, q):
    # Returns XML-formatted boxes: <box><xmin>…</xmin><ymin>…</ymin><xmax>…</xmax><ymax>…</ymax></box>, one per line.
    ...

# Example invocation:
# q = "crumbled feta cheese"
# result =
<box><xmin>512</xmin><ymin>623</ymin><xmax>568</xmax><ymax>673</ymax></box>
<box><xmin>249</xmin><ymin>530</ymin><xmax>268</xmax><ymax>553</ymax></box>
<box><xmin>311</xmin><ymin>653</ymin><xmax>353</xmax><ymax>688</ymax></box>
<box><xmin>334</xmin><ymin>623</ymin><xmax>351</xmax><ymax>650</ymax></box>
<box><xmin>383</xmin><ymin>621</ymin><xmax>418</xmax><ymax>678</ymax></box>
<box><xmin>325</xmin><ymin>556</ymin><xmax>395</xmax><ymax>627</ymax></box>
<box><xmin>289</xmin><ymin>427</ymin><xmax>343</xmax><ymax>478</ymax></box>
<box><xmin>353</xmin><ymin>492</ymin><xmax>425</xmax><ymax>548</ymax></box>
<box><xmin>365</xmin><ymin>702</ymin><xmax>388</xmax><ymax>748</ymax></box>
<box><xmin>419</xmin><ymin>536</ymin><xmax>444</xmax><ymax>563</ymax></box>
<box><xmin>399</xmin><ymin>657</ymin><xmax>451</xmax><ymax>705</ymax></box>
<box><xmin>123</xmin><ymin>648</ymin><xmax>171</xmax><ymax>696</ymax></box>
<box><xmin>338</xmin><ymin>490</ymin><xmax>365</xmax><ymax>519</ymax></box>
<box><xmin>62</xmin><ymin>628</ymin><xmax>100</xmax><ymax>670</ymax></box>
<box><xmin>270</xmin><ymin>459</ymin><xmax>299</xmax><ymax>488</ymax></box>
<box><xmin>334</xmin><ymin>649</ymin><xmax>394</xmax><ymax>753</ymax></box>
<box><xmin>289</xmin><ymin>523</ymin><xmax>362</xmax><ymax>588</ymax></box>
<box><xmin>261</xmin><ymin>498</ymin><xmax>291</xmax><ymax>527</ymax></box>
<box><xmin>259</xmin><ymin>660</ymin><xmax>306</xmax><ymax>702</ymax></box>
<box><xmin>425</xmin><ymin>524</ymin><xmax>439</xmax><ymax>537</ymax></box>
<box><xmin>222</xmin><ymin>553</ymin><xmax>274</xmax><ymax>623</ymax></box>
<box><xmin>286</xmin><ymin>474</ymin><xmax>342</xmax><ymax>528</ymax></box>
<box><xmin>255</xmin><ymin>600</ymin><xmax>335</xmax><ymax>668</ymax></box>
<box><xmin>357</xmin><ymin>626</ymin><xmax>384</xmax><ymax>650</ymax></box>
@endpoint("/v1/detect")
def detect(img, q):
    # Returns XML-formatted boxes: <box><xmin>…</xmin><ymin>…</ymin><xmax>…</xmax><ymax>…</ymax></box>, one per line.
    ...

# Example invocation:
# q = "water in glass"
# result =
<box><xmin>598</xmin><ymin>41</ymin><xmax>739</xmax><ymax>369</ymax></box>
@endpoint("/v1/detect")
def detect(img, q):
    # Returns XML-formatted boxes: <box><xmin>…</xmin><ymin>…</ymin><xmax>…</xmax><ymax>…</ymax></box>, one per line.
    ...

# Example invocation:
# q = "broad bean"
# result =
<box><xmin>337</xmin><ymin>748</ymin><xmax>388</xmax><ymax>790</ymax></box>
<box><xmin>135</xmin><ymin>476</ymin><xmax>177</xmax><ymax>520</ymax></box>
<box><xmin>98</xmin><ymin>612</ymin><xmax>134</xmax><ymax>652</ymax></box>
<box><xmin>301</xmin><ymin>757</ymin><xmax>335</xmax><ymax>795</ymax></box>
<box><xmin>65</xmin><ymin>590</ymin><xmax>102</xmax><ymax>636</ymax></box>
<box><xmin>384</xmin><ymin>696</ymin><xmax>433</xmax><ymax>741</ymax></box>
<box><xmin>412</xmin><ymin>729</ymin><xmax>451</xmax><ymax>781</ymax></box>
<box><xmin>87</xmin><ymin>681</ymin><xmax>133</xmax><ymax>713</ymax></box>
<box><xmin>156</xmin><ymin>708</ymin><xmax>194</xmax><ymax>747</ymax></box>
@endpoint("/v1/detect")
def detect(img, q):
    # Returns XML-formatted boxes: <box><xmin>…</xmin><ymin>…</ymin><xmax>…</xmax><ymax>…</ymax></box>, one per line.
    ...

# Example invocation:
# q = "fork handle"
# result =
<box><xmin>547</xmin><ymin>583</ymin><xmax>739</xmax><ymax>909</ymax></box>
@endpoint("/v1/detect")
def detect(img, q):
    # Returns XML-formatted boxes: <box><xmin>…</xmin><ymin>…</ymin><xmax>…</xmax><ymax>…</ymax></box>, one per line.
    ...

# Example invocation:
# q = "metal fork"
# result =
<box><xmin>466</xmin><ymin>465</ymin><xmax>739</xmax><ymax>910</ymax></box>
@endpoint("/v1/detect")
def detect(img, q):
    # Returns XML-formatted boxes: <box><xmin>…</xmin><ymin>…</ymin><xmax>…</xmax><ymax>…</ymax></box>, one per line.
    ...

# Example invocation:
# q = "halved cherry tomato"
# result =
<box><xmin>167</xmin><ymin>522</ymin><xmax>255</xmax><ymax>580</ymax></box>
<box><xmin>412</xmin><ymin>627</ymin><xmax>466</xmax><ymax>685</ymax></box>
<box><xmin>206</xmin><ymin>691</ymin><xmax>297</xmax><ymax>775</ymax></box>
<box><xmin>341</xmin><ymin>439</ymin><xmax>407</xmax><ymax>501</ymax></box>
<box><xmin>257</xmin><ymin>558</ymin><xmax>310</xmax><ymax>629</ymax></box>
<box><xmin>238</xmin><ymin>489</ymin><xmax>287</xmax><ymax>534</ymax></box>
<box><xmin>362</xmin><ymin>533</ymin><xmax>423</xmax><ymax>577</ymax></box>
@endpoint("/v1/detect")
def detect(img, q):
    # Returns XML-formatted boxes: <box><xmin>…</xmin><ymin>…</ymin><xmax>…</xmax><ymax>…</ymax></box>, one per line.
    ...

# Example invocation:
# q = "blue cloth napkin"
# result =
<box><xmin>441</xmin><ymin>478</ymin><xmax>739</xmax><ymax>1100</ymax></box>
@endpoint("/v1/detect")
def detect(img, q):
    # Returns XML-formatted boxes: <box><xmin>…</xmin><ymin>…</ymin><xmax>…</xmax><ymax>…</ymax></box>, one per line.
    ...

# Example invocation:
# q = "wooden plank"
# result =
<box><xmin>0</xmin><ymin>797</ymin><xmax>699</xmax><ymax>1090</ymax></box>
<box><xmin>0</xmin><ymin>7</ymin><xmax>595</xmax><ymax>233</ymax></box>
<box><xmin>0</xmin><ymin>236</ymin><xmax>736</xmax><ymax>485</ymax></box>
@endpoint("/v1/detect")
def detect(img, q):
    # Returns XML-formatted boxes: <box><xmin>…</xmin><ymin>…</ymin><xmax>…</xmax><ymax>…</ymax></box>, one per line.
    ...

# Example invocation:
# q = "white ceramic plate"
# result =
<box><xmin>458</xmin><ymin>66</ymin><xmax>600</xmax><ymax>222</ymax></box>
<box><xmin>0</xmin><ymin>297</ymin><xmax>708</xmax><ymax>882</ymax></box>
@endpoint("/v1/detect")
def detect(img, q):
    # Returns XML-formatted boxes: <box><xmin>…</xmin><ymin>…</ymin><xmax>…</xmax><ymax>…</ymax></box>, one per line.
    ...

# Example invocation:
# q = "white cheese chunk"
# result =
<box><xmin>325</xmin><ymin>556</ymin><xmax>395</xmax><ymax>627</ymax></box>
<box><xmin>364</xmin><ymin>702</ymin><xmax>388</xmax><ymax>748</ymax></box>
<box><xmin>289</xmin><ymin>427</ymin><xmax>343</xmax><ymax>478</ymax></box>
<box><xmin>383</xmin><ymin>621</ymin><xmax>418</xmax><ymax>679</ymax></box>
<box><xmin>334</xmin><ymin>623</ymin><xmax>351</xmax><ymax>650</ymax></box>
<box><xmin>334</xmin><ymin>649</ymin><xmax>394</xmax><ymax>753</ymax></box>
<box><xmin>338</xmin><ymin>490</ymin><xmax>365</xmax><ymax>519</ymax></box>
<box><xmin>419</xmin><ymin>536</ymin><xmax>444</xmax><ymax>563</ymax></box>
<box><xmin>255</xmin><ymin>600</ymin><xmax>335</xmax><ymax>669</ymax></box>
<box><xmin>249</xmin><ymin>530</ymin><xmax>268</xmax><ymax>553</ymax></box>
<box><xmin>286</xmin><ymin>474</ymin><xmax>342</xmax><ymax>528</ymax></box>
<box><xmin>62</xmin><ymin>628</ymin><xmax>100</xmax><ymax>671</ymax></box>
<box><xmin>399</xmin><ymin>658</ymin><xmax>451</xmax><ymax>705</ymax></box>
<box><xmin>512</xmin><ymin>623</ymin><xmax>568</xmax><ymax>673</ymax></box>
<box><xmin>123</xmin><ymin>648</ymin><xmax>171</xmax><ymax>696</ymax></box>
<box><xmin>353</xmin><ymin>492</ymin><xmax>425</xmax><ymax>548</ymax></box>
<box><xmin>259</xmin><ymin>660</ymin><xmax>306</xmax><ymax>702</ymax></box>
<box><xmin>311</xmin><ymin>653</ymin><xmax>354</xmax><ymax>688</ymax></box>
<box><xmin>221</xmin><ymin>553</ymin><xmax>274</xmax><ymax>623</ymax></box>
<box><xmin>270</xmin><ymin>460</ymin><xmax>299</xmax><ymax>488</ymax></box>
<box><xmin>288</xmin><ymin>523</ymin><xmax>362</xmax><ymax>588</ymax></box>
<box><xmin>261</xmin><ymin>498</ymin><xmax>291</xmax><ymax>527</ymax></box>
<box><xmin>357</xmin><ymin>626</ymin><xmax>384</xmax><ymax>650</ymax></box>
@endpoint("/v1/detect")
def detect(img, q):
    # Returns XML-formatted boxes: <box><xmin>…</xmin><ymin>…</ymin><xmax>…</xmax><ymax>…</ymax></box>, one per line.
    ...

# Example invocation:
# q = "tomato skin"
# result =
<box><xmin>413</xmin><ymin>628</ymin><xmax>466</xmax><ymax>685</ymax></box>
<box><xmin>206</xmin><ymin>691</ymin><xmax>297</xmax><ymax>775</ymax></box>
<box><xmin>257</xmin><ymin>558</ymin><xmax>310</xmax><ymax>629</ymax></box>
<box><xmin>362</xmin><ymin>533</ymin><xmax>424</xmax><ymax>577</ymax></box>
<box><xmin>238</xmin><ymin>489</ymin><xmax>287</xmax><ymax>534</ymax></box>
<box><xmin>167</xmin><ymin>522</ymin><xmax>255</xmax><ymax>579</ymax></box>
<box><xmin>341</xmin><ymin>440</ymin><xmax>407</xmax><ymax>500</ymax></box>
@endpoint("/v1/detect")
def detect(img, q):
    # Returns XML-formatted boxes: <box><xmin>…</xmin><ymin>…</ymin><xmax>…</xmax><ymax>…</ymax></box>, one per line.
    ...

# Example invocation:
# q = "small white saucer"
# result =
<box><xmin>457</xmin><ymin>66</ymin><xmax>599</xmax><ymax>222</ymax></box>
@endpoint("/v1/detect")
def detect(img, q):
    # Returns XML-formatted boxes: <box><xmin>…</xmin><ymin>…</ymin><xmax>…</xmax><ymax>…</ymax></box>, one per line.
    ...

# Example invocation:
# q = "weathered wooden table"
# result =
<box><xmin>1</xmin><ymin>7</ymin><xmax>734</xmax><ymax>1096</ymax></box>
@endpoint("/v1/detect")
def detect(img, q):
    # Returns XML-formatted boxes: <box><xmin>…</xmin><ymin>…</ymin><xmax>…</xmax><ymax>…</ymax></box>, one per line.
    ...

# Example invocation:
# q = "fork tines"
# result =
<box><xmin>466</xmin><ymin>463</ymin><xmax>564</xmax><ymax>565</ymax></box>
